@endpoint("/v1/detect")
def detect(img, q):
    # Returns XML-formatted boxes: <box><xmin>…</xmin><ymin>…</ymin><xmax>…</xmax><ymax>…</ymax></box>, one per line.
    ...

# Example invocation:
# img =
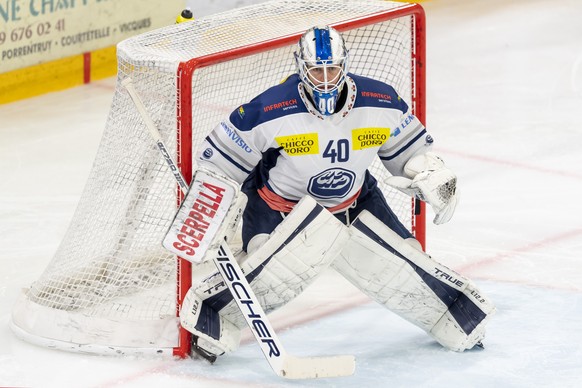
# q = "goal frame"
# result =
<box><xmin>173</xmin><ymin>3</ymin><xmax>426</xmax><ymax>358</ymax></box>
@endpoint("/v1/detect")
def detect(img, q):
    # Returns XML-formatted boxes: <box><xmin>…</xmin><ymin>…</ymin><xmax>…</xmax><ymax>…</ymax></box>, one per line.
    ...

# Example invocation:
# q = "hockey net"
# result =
<box><xmin>11</xmin><ymin>0</ymin><xmax>426</xmax><ymax>357</ymax></box>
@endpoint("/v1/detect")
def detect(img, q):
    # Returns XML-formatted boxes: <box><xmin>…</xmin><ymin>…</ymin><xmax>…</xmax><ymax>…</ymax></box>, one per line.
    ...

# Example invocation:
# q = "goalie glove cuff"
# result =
<box><xmin>402</xmin><ymin>151</ymin><xmax>445</xmax><ymax>178</ymax></box>
<box><xmin>385</xmin><ymin>152</ymin><xmax>459</xmax><ymax>224</ymax></box>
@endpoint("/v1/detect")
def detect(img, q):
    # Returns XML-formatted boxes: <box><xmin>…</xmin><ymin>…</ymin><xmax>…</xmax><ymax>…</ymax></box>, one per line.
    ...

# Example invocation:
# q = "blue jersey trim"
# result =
<box><xmin>206</xmin><ymin>136</ymin><xmax>252</xmax><ymax>174</ymax></box>
<box><xmin>379</xmin><ymin>129</ymin><xmax>427</xmax><ymax>161</ymax></box>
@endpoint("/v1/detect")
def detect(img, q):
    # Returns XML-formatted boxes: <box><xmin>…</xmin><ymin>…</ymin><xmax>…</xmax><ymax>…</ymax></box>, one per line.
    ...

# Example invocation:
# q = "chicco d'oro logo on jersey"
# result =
<box><xmin>275</xmin><ymin>133</ymin><xmax>319</xmax><ymax>156</ymax></box>
<box><xmin>351</xmin><ymin>127</ymin><xmax>390</xmax><ymax>150</ymax></box>
<box><xmin>308</xmin><ymin>168</ymin><xmax>356</xmax><ymax>199</ymax></box>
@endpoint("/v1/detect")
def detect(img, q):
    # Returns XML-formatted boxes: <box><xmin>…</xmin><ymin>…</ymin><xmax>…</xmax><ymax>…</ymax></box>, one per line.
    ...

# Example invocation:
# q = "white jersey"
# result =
<box><xmin>196</xmin><ymin>73</ymin><xmax>432</xmax><ymax>209</ymax></box>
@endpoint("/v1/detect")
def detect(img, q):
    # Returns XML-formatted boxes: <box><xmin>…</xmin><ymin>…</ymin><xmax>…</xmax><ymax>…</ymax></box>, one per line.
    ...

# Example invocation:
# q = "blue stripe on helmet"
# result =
<box><xmin>314</xmin><ymin>27</ymin><xmax>332</xmax><ymax>64</ymax></box>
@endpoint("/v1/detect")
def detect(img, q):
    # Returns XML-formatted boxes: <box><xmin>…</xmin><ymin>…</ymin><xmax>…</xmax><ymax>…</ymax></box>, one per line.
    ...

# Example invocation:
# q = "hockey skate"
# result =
<box><xmin>190</xmin><ymin>335</ymin><xmax>221</xmax><ymax>364</ymax></box>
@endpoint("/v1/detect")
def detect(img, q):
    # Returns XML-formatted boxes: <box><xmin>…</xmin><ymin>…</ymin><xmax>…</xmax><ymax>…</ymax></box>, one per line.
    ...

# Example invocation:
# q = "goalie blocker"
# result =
<box><xmin>163</xmin><ymin>168</ymin><xmax>245</xmax><ymax>263</ymax></box>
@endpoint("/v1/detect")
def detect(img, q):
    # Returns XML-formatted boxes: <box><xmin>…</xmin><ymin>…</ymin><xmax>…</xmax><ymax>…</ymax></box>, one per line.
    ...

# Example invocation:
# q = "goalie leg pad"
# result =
<box><xmin>180</xmin><ymin>283</ymin><xmax>241</xmax><ymax>357</ymax></box>
<box><xmin>180</xmin><ymin>196</ymin><xmax>350</xmax><ymax>356</ymax></box>
<box><xmin>332</xmin><ymin>210</ymin><xmax>495</xmax><ymax>351</ymax></box>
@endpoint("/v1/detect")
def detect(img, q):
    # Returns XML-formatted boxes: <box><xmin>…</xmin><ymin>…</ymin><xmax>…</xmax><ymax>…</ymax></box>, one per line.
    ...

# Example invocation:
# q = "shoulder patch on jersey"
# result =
<box><xmin>275</xmin><ymin>133</ymin><xmax>319</xmax><ymax>156</ymax></box>
<box><xmin>351</xmin><ymin>127</ymin><xmax>391</xmax><ymax>150</ymax></box>
<box><xmin>237</xmin><ymin>106</ymin><xmax>246</xmax><ymax>119</ymax></box>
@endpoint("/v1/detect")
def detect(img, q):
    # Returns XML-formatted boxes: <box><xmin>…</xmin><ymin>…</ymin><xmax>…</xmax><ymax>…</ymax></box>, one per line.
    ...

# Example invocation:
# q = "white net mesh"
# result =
<box><xmin>11</xmin><ymin>0</ymin><xmax>423</xmax><ymax>354</ymax></box>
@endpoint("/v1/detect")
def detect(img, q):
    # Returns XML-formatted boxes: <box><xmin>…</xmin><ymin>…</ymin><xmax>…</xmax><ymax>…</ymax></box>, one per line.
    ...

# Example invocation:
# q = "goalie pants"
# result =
<box><xmin>241</xmin><ymin>170</ymin><xmax>413</xmax><ymax>251</ymax></box>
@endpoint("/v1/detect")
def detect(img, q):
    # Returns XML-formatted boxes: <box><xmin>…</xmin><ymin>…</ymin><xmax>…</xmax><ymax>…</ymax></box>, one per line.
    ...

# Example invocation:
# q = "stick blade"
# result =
<box><xmin>278</xmin><ymin>355</ymin><xmax>356</xmax><ymax>379</ymax></box>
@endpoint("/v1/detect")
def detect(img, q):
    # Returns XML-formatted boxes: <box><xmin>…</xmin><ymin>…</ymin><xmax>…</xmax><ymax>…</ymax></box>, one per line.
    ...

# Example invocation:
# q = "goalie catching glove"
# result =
<box><xmin>385</xmin><ymin>152</ymin><xmax>458</xmax><ymax>225</ymax></box>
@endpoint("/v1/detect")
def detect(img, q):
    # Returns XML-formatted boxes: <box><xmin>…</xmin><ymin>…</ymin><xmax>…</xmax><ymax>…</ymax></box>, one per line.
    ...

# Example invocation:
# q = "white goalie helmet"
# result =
<box><xmin>295</xmin><ymin>26</ymin><xmax>349</xmax><ymax>116</ymax></box>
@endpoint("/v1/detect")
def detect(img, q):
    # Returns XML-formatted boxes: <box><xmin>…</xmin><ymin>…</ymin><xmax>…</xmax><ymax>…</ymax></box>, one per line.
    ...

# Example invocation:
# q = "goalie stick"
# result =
<box><xmin>122</xmin><ymin>77</ymin><xmax>355</xmax><ymax>379</ymax></box>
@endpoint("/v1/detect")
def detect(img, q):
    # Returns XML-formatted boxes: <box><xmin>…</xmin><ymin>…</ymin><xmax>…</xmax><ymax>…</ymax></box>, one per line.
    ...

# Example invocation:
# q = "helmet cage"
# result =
<box><xmin>296</xmin><ymin>58</ymin><xmax>347</xmax><ymax>94</ymax></box>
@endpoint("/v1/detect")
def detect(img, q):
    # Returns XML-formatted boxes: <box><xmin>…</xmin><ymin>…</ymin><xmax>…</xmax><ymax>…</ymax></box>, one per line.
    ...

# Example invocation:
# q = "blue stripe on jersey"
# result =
<box><xmin>379</xmin><ymin>128</ymin><xmax>427</xmax><ymax>161</ymax></box>
<box><xmin>314</xmin><ymin>28</ymin><xmax>332</xmax><ymax>63</ymax></box>
<box><xmin>229</xmin><ymin>74</ymin><xmax>308</xmax><ymax>132</ymax></box>
<box><xmin>206</xmin><ymin>136</ymin><xmax>252</xmax><ymax>174</ymax></box>
<box><xmin>350</xmin><ymin>73</ymin><xmax>408</xmax><ymax>113</ymax></box>
<box><xmin>352</xmin><ymin>219</ymin><xmax>487</xmax><ymax>335</ymax></box>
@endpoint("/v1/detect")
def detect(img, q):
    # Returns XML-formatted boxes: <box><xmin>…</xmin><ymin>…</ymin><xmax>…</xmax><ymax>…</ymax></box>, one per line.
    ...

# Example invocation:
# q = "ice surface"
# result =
<box><xmin>1</xmin><ymin>0</ymin><xmax>581</xmax><ymax>386</ymax></box>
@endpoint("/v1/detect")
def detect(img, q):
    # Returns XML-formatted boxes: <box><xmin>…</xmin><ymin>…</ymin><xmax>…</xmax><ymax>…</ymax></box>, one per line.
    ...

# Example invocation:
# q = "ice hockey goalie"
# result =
<box><xmin>169</xmin><ymin>25</ymin><xmax>495</xmax><ymax>362</ymax></box>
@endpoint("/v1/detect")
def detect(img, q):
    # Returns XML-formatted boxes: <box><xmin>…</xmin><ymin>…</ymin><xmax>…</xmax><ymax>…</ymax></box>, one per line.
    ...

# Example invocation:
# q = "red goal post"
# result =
<box><xmin>10</xmin><ymin>0</ymin><xmax>426</xmax><ymax>359</ymax></box>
